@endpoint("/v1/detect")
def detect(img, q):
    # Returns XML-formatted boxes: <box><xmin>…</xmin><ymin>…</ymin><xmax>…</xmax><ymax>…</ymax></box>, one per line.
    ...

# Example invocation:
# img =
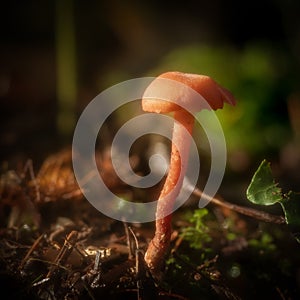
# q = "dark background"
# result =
<box><xmin>0</xmin><ymin>0</ymin><xmax>299</xmax><ymax>188</ymax></box>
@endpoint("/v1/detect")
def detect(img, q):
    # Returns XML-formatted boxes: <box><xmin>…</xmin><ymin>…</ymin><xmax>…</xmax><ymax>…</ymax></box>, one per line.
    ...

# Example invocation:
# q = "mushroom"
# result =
<box><xmin>142</xmin><ymin>71</ymin><xmax>236</xmax><ymax>278</ymax></box>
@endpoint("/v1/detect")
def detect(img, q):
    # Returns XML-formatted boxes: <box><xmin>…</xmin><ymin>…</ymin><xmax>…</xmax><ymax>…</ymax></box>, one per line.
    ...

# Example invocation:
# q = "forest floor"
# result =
<box><xmin>0</xmin><ymin>149</ymin><xmax>299</xmax><ymax>300</ymax></box>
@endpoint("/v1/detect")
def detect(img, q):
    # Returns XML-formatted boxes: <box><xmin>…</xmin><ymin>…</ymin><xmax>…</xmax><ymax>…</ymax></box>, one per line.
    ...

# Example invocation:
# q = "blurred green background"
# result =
<box><xmin>0</xmin><ymin>0</ymin><xmax>299</xmax><ymax>189</ymax></box>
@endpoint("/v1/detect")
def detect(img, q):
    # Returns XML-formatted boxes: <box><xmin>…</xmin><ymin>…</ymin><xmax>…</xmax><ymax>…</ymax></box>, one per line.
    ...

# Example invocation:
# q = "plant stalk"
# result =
<box><xmin>193</xmin><ymin>188</ymin><xmax>286</xmax><ymax>224</ymax></box>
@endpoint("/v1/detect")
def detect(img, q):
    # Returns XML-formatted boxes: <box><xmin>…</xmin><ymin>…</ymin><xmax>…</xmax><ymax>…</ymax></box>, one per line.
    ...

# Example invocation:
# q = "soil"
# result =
<box><xmin>0</xmin><ymin>149</ymin><xmax>299</xmax><ymax>300</ymax></box>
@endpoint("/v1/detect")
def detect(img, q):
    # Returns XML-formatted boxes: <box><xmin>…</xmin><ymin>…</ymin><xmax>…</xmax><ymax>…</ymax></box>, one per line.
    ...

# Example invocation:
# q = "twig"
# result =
<box><xmin>46</xmin><ymin>230</ymin><xmax>78</xmax><ymax>278</ymax></box>
<box><xmin>123</xmin><ymin>222</ymin><xmax>134</xmax><ymax>259</ymax></box>
<box><xmin>158</xmin><ymin>291</ymin><xmax>189</xmax><ymax>300</ymax></box>
<box><xmin>23</xmin><ymin>159</ymin><xmax>41</xmax><ymax>202</ymax></box>
<box><xmin>19</xmin><ymin>234</ymin><xmax>44</xmax><ymax>270</ymax></box>
<box><xmin>193</xmin><ymin>187</ymin><xmax>286</xmax><ymax>224</ymax></box>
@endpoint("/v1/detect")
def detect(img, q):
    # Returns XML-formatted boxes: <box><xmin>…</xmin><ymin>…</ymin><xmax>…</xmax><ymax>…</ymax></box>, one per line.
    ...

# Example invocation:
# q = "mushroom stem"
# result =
<box><xmin>145</xmin><ymin>109</ymin><xmax>195</xmax><ymax>275</ymax></box>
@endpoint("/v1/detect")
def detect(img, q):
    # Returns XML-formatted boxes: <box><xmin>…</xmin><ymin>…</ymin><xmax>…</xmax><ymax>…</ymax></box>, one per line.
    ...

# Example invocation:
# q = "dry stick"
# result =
<box><xmin>46</xmin><ymin>230</ymin><xmax>78</xmax><ymax>278</ymax></box>
<box><xmin>192</xmin><ymin>187</ymin><xmax>286</xmax><ymax>224</ymax></box>
<box><xmin>123</xmin><ymin>222</ymin><xmax>134</xmax><ymax>259</ymax></box>
<box><xmin>23</xmin><ymin>159</ymin><xmax>41</xmax><ymax>203</ymax></box>
<box><xmin>19</xmin><ymin>234</ymin><xmax>44</xmax><ymax>270</ymax></box>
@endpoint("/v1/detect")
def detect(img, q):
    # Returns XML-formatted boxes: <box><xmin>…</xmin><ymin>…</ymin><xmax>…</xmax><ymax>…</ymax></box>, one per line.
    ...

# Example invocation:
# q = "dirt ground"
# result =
<box><xmin>0</xmin><ymin>149</ymin><xmax>299</xmax><ymax>300</ymax></box>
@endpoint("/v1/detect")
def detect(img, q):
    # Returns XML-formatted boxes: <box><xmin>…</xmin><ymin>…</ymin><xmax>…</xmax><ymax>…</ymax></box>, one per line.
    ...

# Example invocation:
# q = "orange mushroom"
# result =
<box><xmin>142</xmin><ymin>71</ymin><xmax>236</xmax><ymax>278</ymax></box>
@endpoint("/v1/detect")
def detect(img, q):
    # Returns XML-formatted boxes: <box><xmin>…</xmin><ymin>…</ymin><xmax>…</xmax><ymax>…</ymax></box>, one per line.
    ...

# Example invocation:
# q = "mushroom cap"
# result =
<box><xmin>142</xmin><ymin>71</ymin><xmax>236</xmax><ymax>113</ymax></box>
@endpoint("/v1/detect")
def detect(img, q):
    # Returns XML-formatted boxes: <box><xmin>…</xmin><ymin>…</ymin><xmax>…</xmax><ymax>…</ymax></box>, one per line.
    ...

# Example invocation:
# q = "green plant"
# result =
<box><xmin>181</xmin><ymin>208</ymin><xmax>212</xmax><ymax>250</ymax></box>
<box><xmin>246</xmin><ymin>159</ymin><xmax>300</xmax><ymax>243</ymax></box>
<box><xmin>248</xmin><ymin>232</ymin><xmax>276</xmax><ymax>253</ymax></box>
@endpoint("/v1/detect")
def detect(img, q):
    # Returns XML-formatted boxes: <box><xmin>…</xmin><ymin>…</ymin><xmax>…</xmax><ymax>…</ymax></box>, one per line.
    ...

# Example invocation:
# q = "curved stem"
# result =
<box><xmin>193</xmin><ymin>188</ymin><xmax>286</xmax><ymax>224</ymax></box>
<box><xmin>144</xmin><ymin>110</ymin><xmax>195</xmax><ymax>276</ymax></box>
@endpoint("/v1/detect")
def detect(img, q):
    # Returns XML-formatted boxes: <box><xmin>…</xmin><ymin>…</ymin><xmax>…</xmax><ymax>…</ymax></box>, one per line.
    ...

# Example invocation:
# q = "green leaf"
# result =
<box><xmin>246</xmin><ymin>160</ymin><xmax>300</xmax><ymax>243</ymax></box>
<box><xmin>280</xmin><ymin>192</ymin><xmax>300</xmax><ymax>243</ymax></box>
<box><xmin>246</xmin><ymin>159</ymin><xmax>283</xmax><ymax>205</ymax></box>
